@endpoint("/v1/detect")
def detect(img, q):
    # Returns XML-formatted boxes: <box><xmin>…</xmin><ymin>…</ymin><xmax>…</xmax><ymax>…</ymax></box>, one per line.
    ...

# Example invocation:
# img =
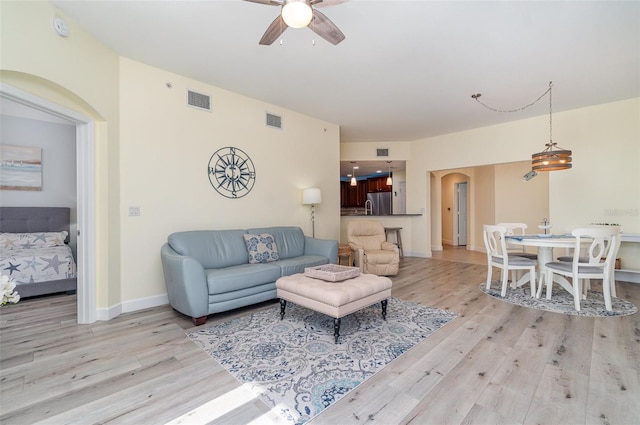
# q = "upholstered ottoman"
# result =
<box><xmin>275</xmin><ymin>273</ymin><xmax>393</xmax><ymax>343</ymax></box>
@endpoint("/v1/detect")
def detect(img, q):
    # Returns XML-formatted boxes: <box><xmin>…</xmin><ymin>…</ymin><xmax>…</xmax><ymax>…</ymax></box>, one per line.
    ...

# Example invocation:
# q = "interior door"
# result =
<box><xmin>455</xmin><ymin>182</ymin><xmax>468</xmax><ymax>246</ymax></box>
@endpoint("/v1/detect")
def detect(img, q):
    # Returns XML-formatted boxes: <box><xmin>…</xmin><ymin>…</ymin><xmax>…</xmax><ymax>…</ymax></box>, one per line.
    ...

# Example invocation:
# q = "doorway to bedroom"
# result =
<box><xmin>0</xmin><ymin>85</ymin><xmax>96</xmax><ymax>324</ymax></box>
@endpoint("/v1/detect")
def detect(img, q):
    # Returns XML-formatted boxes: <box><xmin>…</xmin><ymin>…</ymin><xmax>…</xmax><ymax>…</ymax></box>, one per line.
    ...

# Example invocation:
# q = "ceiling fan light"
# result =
<box><xmin>282</xmin><ymin>1</ymin><xmax>313</xmax><ymax>28</ymax></box>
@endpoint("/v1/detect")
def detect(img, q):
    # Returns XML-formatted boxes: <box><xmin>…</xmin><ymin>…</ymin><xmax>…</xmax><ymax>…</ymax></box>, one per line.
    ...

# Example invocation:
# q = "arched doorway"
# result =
<box><xmin>1</xmin><ymin>82</ymin><xmax>97</xmax><ymax>324</ymax></box>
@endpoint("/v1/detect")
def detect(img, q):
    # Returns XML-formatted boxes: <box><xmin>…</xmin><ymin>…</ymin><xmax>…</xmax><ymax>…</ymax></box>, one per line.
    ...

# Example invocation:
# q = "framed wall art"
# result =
<box><xmin>0</xmin><ymin>144</ymin><xmax>43</xmax><ymax>191</ymax></box>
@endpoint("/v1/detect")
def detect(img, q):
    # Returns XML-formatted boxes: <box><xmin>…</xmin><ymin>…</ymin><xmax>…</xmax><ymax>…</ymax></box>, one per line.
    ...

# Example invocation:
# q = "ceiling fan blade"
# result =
<box><xmin>259</xmin><ymin>15</ymin><xmax>288</xmax><ymax>45</ymax></box>
<box><xmin>309</xmin><ymin>9</ymin><xmax>345</xmax><ymax>45</ymax></box>
<box><xmin>243</xmin><ymin>0</ymin><xmax>283</xmax><ymax>5</ymax></box>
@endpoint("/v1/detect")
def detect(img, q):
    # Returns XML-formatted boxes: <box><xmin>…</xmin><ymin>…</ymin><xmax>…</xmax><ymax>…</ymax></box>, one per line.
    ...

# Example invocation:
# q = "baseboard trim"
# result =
<box><xmin>96</xmin><ymin>294</ymin><xmax>169</xmax><ymax>321</ymax></box>
<box><xmin>616</xmin><ymin>270</ymin><xmax>640</xmax><ymax>284</ymax></box>
<box><xmin>406</xmin><ymin>251</ymin><xmax>431</xmax><ymax>258</ymax></box>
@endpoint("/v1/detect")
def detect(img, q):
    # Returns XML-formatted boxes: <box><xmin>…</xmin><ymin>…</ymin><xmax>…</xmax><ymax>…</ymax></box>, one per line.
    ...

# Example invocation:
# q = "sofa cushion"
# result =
<box><xmin>205</xmin><ymin>263</ymin><xmax>281</xmax><ymax>294</ymax></box>
<box><xmin>168</xmin><ymin>230</ymin><xmax>248</xmax><ymax>269</ymax></box>
<box><xmin>248</xmin><ymin>226</ymin><xmax>305</xmax><ymax>259</ymax></box>
<box><xmin>243</xmin><ymin>233</ymin><xmax>279</xmax><ymax>264</ymax></box>
<box><xmin>276</xmin><ymin>255</ymin><xmax>329</xmax><ymax>276</ymax></box>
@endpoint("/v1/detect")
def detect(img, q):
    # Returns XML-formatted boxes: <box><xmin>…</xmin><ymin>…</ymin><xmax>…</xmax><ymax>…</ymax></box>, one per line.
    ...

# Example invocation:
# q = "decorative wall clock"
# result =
<box><xmin>208</xmin><ymin>147</ymin><xmax>256</xmax><ymax>198</ymax></box>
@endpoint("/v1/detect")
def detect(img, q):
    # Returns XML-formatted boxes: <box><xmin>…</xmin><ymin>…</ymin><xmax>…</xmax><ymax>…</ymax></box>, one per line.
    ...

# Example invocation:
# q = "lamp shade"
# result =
<box><xmin>302</xmin><ymin>188</ymin><xmax>321</xmax><ymax>205</ymax></box>
<box><xmin>531</xmin><ymin>148</ymin><xmax>572</xmax><ymax>172</ymax></box>
<box><xmin>282</xmin><ymin>1</ymin><xmax>313</xmax><ymax>28</ymax></box>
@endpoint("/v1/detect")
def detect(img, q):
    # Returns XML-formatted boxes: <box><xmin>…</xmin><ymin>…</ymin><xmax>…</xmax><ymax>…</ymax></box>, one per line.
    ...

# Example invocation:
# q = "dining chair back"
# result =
<box><xmin>496</xmin><ymin>222</ymin><xmax>538</xmax><ymax>260</ymax></box>
<box><xmin>483</xmin><ymin>224</ymin><xmax>537</xmax><ymax>297</ymax></box>
<box><xmin>544</xmin><ymin>226</ymin><xmax>621</xmax><ymax>311</ymax></box>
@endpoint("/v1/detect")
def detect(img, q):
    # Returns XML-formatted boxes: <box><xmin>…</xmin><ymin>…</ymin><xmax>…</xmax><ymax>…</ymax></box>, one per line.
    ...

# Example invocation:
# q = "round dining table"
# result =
<box><xmin>506</xmin><ymin>235</ymin><xmax>577</xmax><ymax>298</ymax></box>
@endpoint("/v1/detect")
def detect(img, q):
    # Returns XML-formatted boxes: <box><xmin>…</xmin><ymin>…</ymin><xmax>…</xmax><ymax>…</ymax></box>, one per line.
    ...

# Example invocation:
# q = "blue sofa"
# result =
<box><xmin>161</xmin><ymin>226</ymin><xmax>338</xmax><ymax>325</ymax></box>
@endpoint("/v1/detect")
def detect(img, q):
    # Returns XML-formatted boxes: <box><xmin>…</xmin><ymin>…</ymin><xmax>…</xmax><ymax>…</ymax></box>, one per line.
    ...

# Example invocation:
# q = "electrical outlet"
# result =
<box><xmin>128</xmin><ymin>206</ymin><xmax>141</xmax><ymax>216</ymax></box>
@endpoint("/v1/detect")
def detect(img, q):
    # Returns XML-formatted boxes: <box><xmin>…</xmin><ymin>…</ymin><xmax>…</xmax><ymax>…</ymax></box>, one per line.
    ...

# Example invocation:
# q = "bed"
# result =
<box><xmin>0</xmin><ymin>207</ymin><xmax>77</xmax><ymax>298</ymax></box>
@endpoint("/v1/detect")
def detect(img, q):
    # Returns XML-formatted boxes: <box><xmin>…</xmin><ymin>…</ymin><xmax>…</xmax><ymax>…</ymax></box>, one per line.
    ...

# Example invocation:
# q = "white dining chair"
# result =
<box><xmin>497</xmin><ymin>222</ymin><xmax>538</xmax><ymax>285</ymax></box>
<box><xmin>496</xmin><ymin>222</ymin><xmax>538</xmax><ymax>260</ymax></box>
<box><xmin>544</xmin><ymin>227</ymin><xmax>621</xmax><ymax>311</ymax></box>
<box><xmin>483</xmin><ymin>224</ymin><xmax>537</xmax><ymax>297</ymax></box>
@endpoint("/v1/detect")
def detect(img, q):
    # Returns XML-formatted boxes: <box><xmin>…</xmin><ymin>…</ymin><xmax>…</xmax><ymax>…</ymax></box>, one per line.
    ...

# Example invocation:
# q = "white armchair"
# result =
<box><xmin>347</xmin><ymin>220</ymin><xmax>399</xmax><ymax>276</ymax></box>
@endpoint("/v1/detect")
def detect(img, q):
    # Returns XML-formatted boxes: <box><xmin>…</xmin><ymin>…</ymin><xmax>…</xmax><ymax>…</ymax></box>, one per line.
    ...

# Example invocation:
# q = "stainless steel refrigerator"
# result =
<box><xmin>366</xmin><ymin>192</ymin><xmax>392</xmax><ymax>215</ymax></box>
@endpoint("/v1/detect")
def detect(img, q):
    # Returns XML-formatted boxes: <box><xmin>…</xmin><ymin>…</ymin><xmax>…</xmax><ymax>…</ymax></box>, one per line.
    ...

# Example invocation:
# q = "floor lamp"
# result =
<box><xmin>302</xmin><ymin>188</ymin><xmax>322</xmax><ymax>238</ymax></box>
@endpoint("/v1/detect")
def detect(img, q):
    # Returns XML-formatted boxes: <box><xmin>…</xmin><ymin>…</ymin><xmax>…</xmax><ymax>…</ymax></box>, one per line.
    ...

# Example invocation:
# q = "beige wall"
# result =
<box><xmin>494</xmin><ymin>161</ymin><xmax>549</xmax><ymax>232</ymax></box>
<box><xmin>1</xmin><ymin>1</ymin><xmax>121</xmax><ymax>308</ymax></box>
<box><xmin>1</xmin><ymin>2</ymin><xmax>341</xmax><ymax>316</ymax></box>
<box><xmin>3</xmin><ymin>3</ymin><xmax>638</xmax><ymax>316</ymax></box>
<box><xmin>342</xmin><ymin>98</ymin><xmax>639</xmax><ymax>270</ymax></box>
<box><xmin>440</xmin><ymin>173</ymin><xmax>468</xmax><ymax>246</ymax></box>
<box><xmin>472</xmin><ymin>165</ymin><xmax>496</xmax><ymax>252</ymax></box>
<box><xmin>119</xmin><ymin>58</ymin><xmax>340</xmax><ymax>302</ymax></box>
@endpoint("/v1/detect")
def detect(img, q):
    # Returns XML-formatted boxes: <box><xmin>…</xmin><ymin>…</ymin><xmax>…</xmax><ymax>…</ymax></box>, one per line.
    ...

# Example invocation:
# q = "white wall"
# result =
<box><xmin>0</xmin><ymin>115</ymin><xmax>78</xmax><ymax>254</ymax></box>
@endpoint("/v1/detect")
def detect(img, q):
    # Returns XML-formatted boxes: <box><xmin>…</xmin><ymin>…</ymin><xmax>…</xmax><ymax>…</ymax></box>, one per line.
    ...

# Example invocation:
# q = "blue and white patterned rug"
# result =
<box><xmin>480</xmin><ymin>283</ymin><xmax>637</xmax><ymax>317</ymax></box>
<box><xmin>187</xmin><ymin>297</ymin><xmax>456</xmax><ymax>425</ymax></box>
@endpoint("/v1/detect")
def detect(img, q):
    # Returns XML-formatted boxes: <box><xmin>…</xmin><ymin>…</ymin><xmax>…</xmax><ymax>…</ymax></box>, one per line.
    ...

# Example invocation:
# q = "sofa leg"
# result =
<box><xmin>193</xmin><ymin>316</ymin><xmax>207</xmax><ymax>326</ymax></box>
<box><xmin>279</xmin><ymin>299</ymin><xmax>287</xmax><ymax>320</ymax></box>
<box><xmin>381</xmin><ymin>299</ymin><xmax>388</xmax><ymax>321</ymax></box>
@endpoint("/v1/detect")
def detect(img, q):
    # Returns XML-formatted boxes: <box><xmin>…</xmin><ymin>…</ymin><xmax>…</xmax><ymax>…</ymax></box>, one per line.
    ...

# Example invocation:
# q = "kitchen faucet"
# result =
<box><xmin>364</xmin><ymin>199</ymin><xmax>372</xmax><ymax>215</ymax></box>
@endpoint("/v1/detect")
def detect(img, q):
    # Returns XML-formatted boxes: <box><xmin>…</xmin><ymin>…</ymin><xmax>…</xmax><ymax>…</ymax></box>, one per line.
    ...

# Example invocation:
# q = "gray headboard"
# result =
<box><xmin>0</xmin><ymin>207</ymin><xmax>71</xmax><ymax>237</ymax></box>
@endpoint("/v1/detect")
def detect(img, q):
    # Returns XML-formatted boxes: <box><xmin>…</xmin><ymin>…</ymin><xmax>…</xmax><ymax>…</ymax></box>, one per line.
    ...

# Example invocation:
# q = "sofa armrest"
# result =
<box><xmin>161</xmin><ymin>244</ymin><xmax>208</xmax><ymax>318</ymax></box>
<box><xmin>381</xmin><ymin>241</ymin><xmax>399</xmax><ymax>253</ymax></box>
<box><xmin>304</xmin><ymin>237</ymin><xmax>338</xmax><ymax>264</ymax></box>
<box><xmin>348</xmin><ymin>242</ymin><xmax>365</xmax><ymax>271</ymax></box>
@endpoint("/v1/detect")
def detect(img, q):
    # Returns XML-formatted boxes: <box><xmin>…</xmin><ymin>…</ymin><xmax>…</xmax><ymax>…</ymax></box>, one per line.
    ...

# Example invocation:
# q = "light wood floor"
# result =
<box><xmin>1</xmin><ymin>250</ymin><xmax>639</xmax><ymax>425</ymax></box>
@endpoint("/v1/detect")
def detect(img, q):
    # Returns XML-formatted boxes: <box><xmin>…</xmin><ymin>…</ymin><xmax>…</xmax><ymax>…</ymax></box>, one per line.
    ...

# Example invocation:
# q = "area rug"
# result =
<box><xmin>480</xmin><ymin>283</ymin><xmax>637</xmax><ymax>317</ymax></box>
<box><xmin>187</xmin><ymin>297</ymin><xmax>456</xmax><ymax>425</ymax></box>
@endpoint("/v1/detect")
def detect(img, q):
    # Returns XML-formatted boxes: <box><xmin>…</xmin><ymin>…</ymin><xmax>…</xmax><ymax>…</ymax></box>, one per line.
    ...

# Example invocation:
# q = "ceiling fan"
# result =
<box><xmin>244</xmin><ymin>0</ymin><xmax>346</xmax><ymax>46</ymax></box>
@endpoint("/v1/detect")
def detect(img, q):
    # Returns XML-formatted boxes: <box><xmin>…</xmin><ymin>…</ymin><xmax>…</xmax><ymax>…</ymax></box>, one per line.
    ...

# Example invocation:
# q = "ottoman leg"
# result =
<box><xmin>334</xmin><ymin>318</ymin><xmax>341</xmax><ymax>344</ymax></box>
<box><xmin>381</xmin><ymin>299</ymin><xmax>388</xmax><ymax>321</ymax></box>
<box><xmin>279</xmin><ymin>299</ymin><xmax>287</xmax><ymax>320</ymax></box>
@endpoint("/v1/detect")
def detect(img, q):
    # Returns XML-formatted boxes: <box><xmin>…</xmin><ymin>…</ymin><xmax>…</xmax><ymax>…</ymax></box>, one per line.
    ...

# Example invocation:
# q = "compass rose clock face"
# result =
<box><xmin>208</xmin><ymin>147</ymin><xmax>256</xmax><ymax>198</ymax></box>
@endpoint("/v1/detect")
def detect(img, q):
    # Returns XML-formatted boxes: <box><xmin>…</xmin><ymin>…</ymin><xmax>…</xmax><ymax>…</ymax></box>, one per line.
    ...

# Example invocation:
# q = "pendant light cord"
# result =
<box><xmin>472</xmin><ymin>82</ymin><xmax>552</xmax><ymax>114</ymax></box>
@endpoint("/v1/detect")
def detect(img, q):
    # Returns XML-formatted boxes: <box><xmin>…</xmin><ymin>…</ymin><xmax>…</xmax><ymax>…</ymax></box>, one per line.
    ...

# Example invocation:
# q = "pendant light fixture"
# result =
<box><xmin>531</xmin><ymin>82</ymin><xmax>572</xmax><ymax>171</ymax></box>
<box><xmin>472</xmin><ymin>81</ymin><xmax>572</xmax><ymax>172</ymax></box>
<box><xmin>386</xmin><ymin>161</ymin><xmax>393</xmax><ymax>186</ymax></box>
<box><xmin>350</xmin><ymin>165</ymin><xmax>357</xmax><ymax>186</ymax></box>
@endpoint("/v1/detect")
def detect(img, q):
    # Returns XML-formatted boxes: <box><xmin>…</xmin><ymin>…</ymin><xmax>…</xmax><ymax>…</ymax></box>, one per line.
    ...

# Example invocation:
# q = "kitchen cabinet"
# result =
<box><xmin>341</xmin><ymin>180</ymin><xmax>368</xmax><ymax>207</ymax></box>
<box><xmin>367</xmin><ymin>176</ymin><xmax>392</xmax><ymax>192</ymax></box>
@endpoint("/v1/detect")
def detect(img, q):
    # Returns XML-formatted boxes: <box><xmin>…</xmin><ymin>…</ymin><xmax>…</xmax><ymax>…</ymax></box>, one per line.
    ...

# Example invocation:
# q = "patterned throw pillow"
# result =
<box><xmin>0</xmin><ymin>231</ymin><xmax>68</xmax><ymax>250</ymax></box>
<box><xmin>243</xmin><ymin>233</ymin><xmax>279</xmax><ymax>264</ymax></box>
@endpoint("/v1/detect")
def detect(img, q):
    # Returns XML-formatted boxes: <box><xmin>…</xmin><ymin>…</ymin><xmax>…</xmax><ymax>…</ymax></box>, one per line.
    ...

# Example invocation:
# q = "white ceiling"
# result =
<box><xmin>50</xmin><ymin>1</ymin><xmax>639</xmax><ymax>143</ymax></box>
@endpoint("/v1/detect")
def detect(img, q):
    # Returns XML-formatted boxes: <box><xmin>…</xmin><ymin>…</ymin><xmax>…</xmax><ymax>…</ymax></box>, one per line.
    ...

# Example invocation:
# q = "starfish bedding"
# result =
<box><xmin>0</xmin><ymin>207</ymin><xmax>78</xmax><ymax>298</ymax></box>
<box><xmin>0</xmin><ymin>231</ymin><xmax>77</xmax><ymax>286</ymax></box>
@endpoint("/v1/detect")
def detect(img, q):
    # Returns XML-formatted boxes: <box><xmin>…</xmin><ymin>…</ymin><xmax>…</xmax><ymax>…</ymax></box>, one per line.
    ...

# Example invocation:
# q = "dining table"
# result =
<box><xmin>506</xmin><ymin>234</ymin><xmax>578</xmax><ymax>298</ymax></box>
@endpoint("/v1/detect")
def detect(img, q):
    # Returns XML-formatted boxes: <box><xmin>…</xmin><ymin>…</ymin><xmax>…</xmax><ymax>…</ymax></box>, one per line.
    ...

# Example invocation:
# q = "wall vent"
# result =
<box><xmin>266</xmin><ymin>112</ymin><xmax>282</xmax><ymax>129</ymax></box>
<box><xmin>376</xmin><ymin>148</ymin><xmax>389</xmax><ymax>157</ymax></box>
<box><xmin>187</xmin><ymin>90</ymin><xmax>211</xmax><ymax>112</ymax></box>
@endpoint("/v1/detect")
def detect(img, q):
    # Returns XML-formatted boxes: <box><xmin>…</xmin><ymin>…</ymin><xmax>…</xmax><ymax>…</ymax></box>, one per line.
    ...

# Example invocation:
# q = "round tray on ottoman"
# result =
<box><xmin>304</xmin><ymin>264</ymin><xmax>360</xmax><ymax>282</ymax></box>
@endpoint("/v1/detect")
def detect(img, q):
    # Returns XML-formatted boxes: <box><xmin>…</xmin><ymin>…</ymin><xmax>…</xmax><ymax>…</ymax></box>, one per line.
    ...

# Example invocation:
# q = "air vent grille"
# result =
<box><xmin>187</xmin><ymin>90</ymin><xmax>211</xmax><ymax>111</ymax></box>
<box><xmin>377</xmin><ymin>148</ymin><xmax>389</xmax><ymax>157</ymax></box>
<box><xmin>266</xmin><ymin>112</ymin><xmax>282</xmax><ymax>129</ymax></box>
